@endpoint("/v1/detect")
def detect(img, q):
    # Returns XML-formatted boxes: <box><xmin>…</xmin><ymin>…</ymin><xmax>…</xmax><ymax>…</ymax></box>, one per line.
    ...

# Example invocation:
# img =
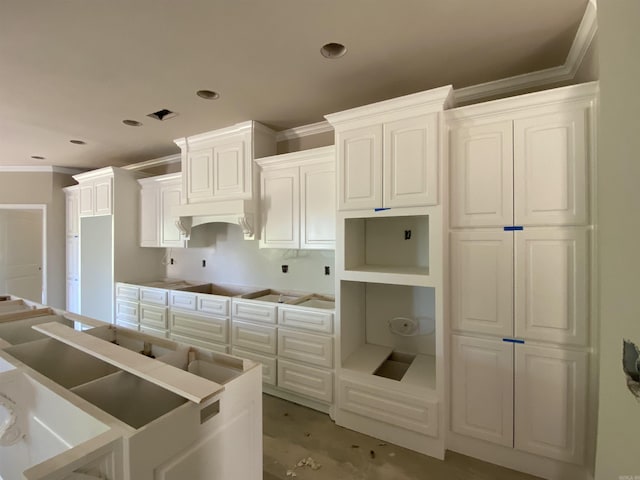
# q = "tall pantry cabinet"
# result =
<box><xmin>447</xmin><ymin>82</ymin><xmax>597</xmax><ymax>477</ymax></box>
<box><xmin>326</xmin><ymin>86</ymin><xmax>453</xmax><ymax>459</ymax></box>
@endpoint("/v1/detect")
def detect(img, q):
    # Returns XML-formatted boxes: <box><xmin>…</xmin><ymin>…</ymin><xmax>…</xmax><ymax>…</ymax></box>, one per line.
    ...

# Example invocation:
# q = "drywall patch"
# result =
<box><xmin>622</xmin><ymin>339</ymin><xmax>640</xmax><ymax>401</ymax></box>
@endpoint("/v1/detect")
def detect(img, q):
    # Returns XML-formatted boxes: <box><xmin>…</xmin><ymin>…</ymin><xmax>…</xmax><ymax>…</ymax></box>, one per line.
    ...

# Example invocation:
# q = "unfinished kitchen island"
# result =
<box><xmin>0</xmin><ymin>296</ymin><xmax>262</xmax><ymax>480</ymax></box>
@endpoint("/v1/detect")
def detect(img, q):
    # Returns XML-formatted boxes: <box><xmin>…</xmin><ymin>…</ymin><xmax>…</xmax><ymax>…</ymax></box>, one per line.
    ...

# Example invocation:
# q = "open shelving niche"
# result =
<box><xmin>336</xmin><ymin>206</ymin><xmax>443</xmax><ymax>398</ymax></box>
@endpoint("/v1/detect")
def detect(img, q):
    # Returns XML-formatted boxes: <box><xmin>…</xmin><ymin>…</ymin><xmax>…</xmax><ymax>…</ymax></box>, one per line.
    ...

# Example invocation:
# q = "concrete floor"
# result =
<box><xmin>263</xmin><ymin>394</ymin><xmax>541</xmax><ymax>480</ymax></box>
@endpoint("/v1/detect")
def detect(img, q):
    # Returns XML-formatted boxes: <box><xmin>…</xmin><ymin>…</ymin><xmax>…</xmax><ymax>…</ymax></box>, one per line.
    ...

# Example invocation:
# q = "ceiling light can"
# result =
<box><xmin>197</xmin><ymin>90</ymin><xmax>220</xmax><ymax>100</ymax></box>
<box><xmin>320</xmin><ymin>42</ymin><xmax>347</xmax><ymax>59</ymax></box>
<box><xmin>123</xmin><ymin>119</ymin><xmax>142</xmax><ymax>127</ymax></box>
<box><xmin>70</xmin><ymin>139</ymin><xmax>86</xmax><ymax>145</ymax></box>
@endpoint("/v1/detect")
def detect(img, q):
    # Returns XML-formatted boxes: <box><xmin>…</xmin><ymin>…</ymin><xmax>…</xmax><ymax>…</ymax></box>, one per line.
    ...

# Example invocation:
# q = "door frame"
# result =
<box><xmin>0</xmin><ymin>204</ymin><xmax>47</xmax><ymax>303</ymax></box>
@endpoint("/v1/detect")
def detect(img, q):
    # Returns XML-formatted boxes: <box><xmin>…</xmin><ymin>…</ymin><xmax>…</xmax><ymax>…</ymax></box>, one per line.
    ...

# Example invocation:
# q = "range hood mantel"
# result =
<box><xmin>171</xmin><ymin>200</ymin><xmax>256</xmax><ymax>240</ymax></box>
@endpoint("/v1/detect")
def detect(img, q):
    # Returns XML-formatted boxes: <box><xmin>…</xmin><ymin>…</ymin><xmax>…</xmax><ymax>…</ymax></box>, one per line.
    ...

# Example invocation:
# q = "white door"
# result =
<box><xmin>384</xmin><ymin>114</ymin><xmax>438</xmax><ymax>207</ymax></box>
<box><xmin>0</xmin><ymin>209</ymin><xmax>43</xmax><ymax>302</ymax></box>
<box><xmin>514</xmin><ymin>344</ymin><xmax>587</xmax><ymax>464</ymax></box>
<box><xmin>337</xmin><ymin>124</ymin><xmax>383</xmax><ymax>211</ymax></box>
<box><xmin>260</xmin><ymin>167</ymin><xmax>299</xmax><ymax>249</ymax></box>
<box><xmin>515</xmin><ymin>227</ymin><xmax>589</xmax><ymax>346</ymax></box>
<box><xmin>450</xmin><ymin>120</ymin><xmax>513</xmax><ymax>227</ymax></box>
<box><xmin>450</xmin><ymin>229</ymin><xmax>513</xmax><ymax>336</ymax></box>
<box><xmin>513</xmin><ymin>107</ymin><xmax>588</xmax><ymax>226</ymax></box>
<box><xmin>300</xmin><ymin>161</ymin><xmax>335</xmax><ymax>249</ymax></box>
<box><xmin>450</xmin><ymin>334</ymin><xmax>513</xmax><ymax>446</ymax></box>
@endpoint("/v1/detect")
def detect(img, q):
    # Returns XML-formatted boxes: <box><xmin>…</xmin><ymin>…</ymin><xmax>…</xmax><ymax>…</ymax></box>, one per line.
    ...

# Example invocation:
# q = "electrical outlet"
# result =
<box><xmin>324</xmin><ymin>266</ymin><xmax>330</xmax><ymax>275</ymax></box>
<box><xmin>170</xmin><ymin>258</ymin><xmax>174</xmax><ymax>265</ymax></box>
<box><xmin>281</xmin><ymin>265</ymin><xmax>288</xmax><ymax>273</ymax></box>
<box><xmin>202</xmin><ymin>259</ymin><xmax>206</xmax><ymax>267</ymax></box>
<box><xmin>404</xmin><ymin>229</ymin><xmax>412</xmax><ymax>240</ymax></box>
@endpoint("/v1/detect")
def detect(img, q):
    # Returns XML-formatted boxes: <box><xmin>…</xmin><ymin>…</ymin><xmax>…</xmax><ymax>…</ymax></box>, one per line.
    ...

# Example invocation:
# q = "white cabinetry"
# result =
<box><xmin>138</xmin><ymin>173</ymin><xmax>185</xmax><ymax>248</ymax></box>
<box><xmin>326</xmin><ymin>87</ymin><xmax>452</xmax><ymax>211</ymax></box>
<box><xmin>64</xmin><ymin>186</ymin><xmax>80</xmax><ymax>314</ymax></box>
<box><xmin>79</xmin><ymin>175</ymin><xmax>113</xmax><ymax>217</ymax></box>
<box><xmin>448</xmin><ymin>83</ymin><xmax>596</xmax><ymax>472</ymax></box>
<box><xmin>256</xmin><ymin>146</ymin><xmax>335</xmax><ymax>249</ymax></box>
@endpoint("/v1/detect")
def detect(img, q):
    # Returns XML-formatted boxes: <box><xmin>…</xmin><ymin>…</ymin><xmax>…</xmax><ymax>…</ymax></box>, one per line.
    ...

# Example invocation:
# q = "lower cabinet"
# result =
<box><xmin>450</xmin><ymin>334</ymin><xmax>587</xmax><ymax>464</ymax></box>
<box><xmin>278</xmin><ymin>359</ymin><xmax>333</xmax><ymax>403</ymax></box>
<box><xmin>232</xmin><ymin>347</ymin><xmax>277</xmax><ymax>385</ymax></box>
<box><xmin>139</xmin><ymin>304</ymin><xmax>169</xmax><ymax>332</ymax></box>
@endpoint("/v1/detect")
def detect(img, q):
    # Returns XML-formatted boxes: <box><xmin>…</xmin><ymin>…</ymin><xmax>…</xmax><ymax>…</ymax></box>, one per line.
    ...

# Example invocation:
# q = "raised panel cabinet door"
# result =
<box><xmin>515</xmin><ymin>227</ymin><xmax>588</xmax><ymax>346</ymax></box>
<box><xmin>160</xmin><ymin>184</ymin><xmax>184</xmax><ymax>247</ymax></box>
<box><xmin>66</xmin><ymin>235</ymin><xmax>79</xmax><ymax>280</ymax></box>
<box><xmin>213</xmin><ymin>138</ymin><xmax>248</xmax><ymax>199</ymax></box>
<box><xmin>450</xmin><ymin>334</ymin><xmax>514</xmax><ymax>446</ymax></box>
<box><xmin>260</xmin><ymin>167</ymin><xmax>299</xmax><ymax>249</ymax></box>
<box><xmin>94</xmin><ymin>177</ymin><xmax>113</xmax><ymax>216</ymax></box>
<box><xmin>450</xmin><ymin>120</ymin><xmax>514</xmax><ymax>227</ymax></box>
<box><xmin>66</xmin><ymin>279</ymin><xmax>80</xmax><ymax>314</ymax></box>
<box><xmin>66</xmin><ymin>189</ymin><xmax>79</xmax><ymax>235</ymax></box>
<box><xmin>514</xmin><ymin>108</ymin><xmax>588</xmax><ymax>226</ymax></box>
<box><xmin>300</xmin><ymin>161</ymin><xmax>335</xmax><ymax>249</ymax></box>
<box><xmin>139</xmin><ymin>186</ymin><xmax>160</xmax><ymax>247</ymax></box>
<box><xmin>186</xmin><ymin>148</ymin><xmax>214</xmax><ymax>201</ymax></box>
<box><xmin>514</xmin><ymin>344</ymin><xmax>587</xmax><ymax>464</ymax></box>
<box><xmin>384</xmin><ymin>114</ymin><xmax>439</xmax><ymax>208</ymax></box>
<box><xmin>450</xmin><ymin>230</ymin><xmax>514</xmax><ymax>336</ymax></box>
<box><xmin>337</xmin><ymin>124</ymin><xmax>383</xmax><ymax>210</ymax></box>
<box><xmin>78</xmin><ymin>183</ymin><xmax>94</xmax><ymax>217</ymax></box>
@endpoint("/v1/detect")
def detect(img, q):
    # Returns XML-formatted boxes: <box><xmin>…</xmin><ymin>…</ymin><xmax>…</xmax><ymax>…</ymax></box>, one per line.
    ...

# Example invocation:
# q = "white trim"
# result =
<box><xmin>0</xmin><ymin>204</ymin><xmax>47</xmax><ymax>304</ymax></box>
<box><xmin>275</xmin><ymin>121</ymin><xmax>334</xmax><ymax>143</ymax></box>
<box><xmin>453</xmin><ymin>0</ymin><xmax>597</xmax><ymax>105</ymax></box>
<box><xmin>122</xmin><ymin>153</ymin><xmax>181</xmax><ymax>172</ymax></box>
<box><xmin>255</xmin><ymin>145</ymin><xmax>335</xmax><ymax>169</ymax></box>
<box><xmin>0</xmin><ymin>166</ymin><xmax>84</xmax><ymax>174</ymax></box>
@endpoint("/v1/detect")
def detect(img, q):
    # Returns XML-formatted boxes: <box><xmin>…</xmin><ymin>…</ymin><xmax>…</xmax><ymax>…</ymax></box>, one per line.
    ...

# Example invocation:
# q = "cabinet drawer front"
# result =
<box><xmin>115</xmin><ymin>319</ymin><xmax>139</xmax><ymax>332</ymax></box>
<box><xmin>232</xmin><ymin>300</ymin><xmax>277</xmax><ymax>324</ymax></box>
<box><xmin>171</xmin><ymin>332</ymin><xmax>229</xmax><ymax>354</ymax></box>
<box><xmin>278</xmin><ymin>328</ymin><xmax>333</xmax><ymax>368</ymax></box>
<box><xmin>140</xmin><ymin>325</ymin><xmax>169</xmax><ymax>339</ymax></box>
<box><xmin>140</xmin><ymin>305</ymin><xmax>168</xmax><ymax>329</ymax></box>
<box><xmin>278</xmin><ymin>359</ymin><xmax>333</xmax><ymax>403</ymax></box>
<box><xmin>140</xmin><ymin>287</ymin><xmax>168</xmax><ymax>306</ymax></box>
<box><xmin>231</xmin><ymin>320</ymin><xmax>277</xmax><ymax>354</ymax></box>
<box><xmin>278</xmin><ymin>307</ymin><xmax>333</xmax><ymax>334</ymax></box>
<box><xmin>340</xmin><ymin>378</ymin><xmax>438</xmax><ymax>437</ymax></box>
<box><xmin>115</xmin><ymin>299</ymin><xmax>139</xmax><ymax>324</ymax></box>
<box><xmin>169</xmin><ymin>291</ymin><xmax>197</xmax><ymax>311</ymax></box>
<box><xmin>170</xmin><ymin>310</ymin><xmax>228</xmax><ymax>344</ymax></box>
<box><xmin>115</xmin><ymin>283</ymin><xmax>139</xmax><ymax>301</ymax></box>
<box><xmin>197</xmin><ymin>294</ymin><xmax>229</xmax><ymax>316</ymax></box>
<box><xmin>232</xmin><ymin>347</ymin><xmax>277</xmax><ymax>386</ymax></box>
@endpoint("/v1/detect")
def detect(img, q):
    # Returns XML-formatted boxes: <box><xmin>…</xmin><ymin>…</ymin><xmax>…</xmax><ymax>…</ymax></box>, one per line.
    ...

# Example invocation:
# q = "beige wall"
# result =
<box><xmin>595</xmin><ymin>1</ymin><xmax>640</xmax><ymax>478</ymax></box>
<box><xmin>0</xmin><ymin>172</ymin><xmax>53</xmax><ymax>204</ymax></box>
<box><xmin>277</xmin><ymin>131</ymin><xmax>334</xmax><ymax>154</ymax></box>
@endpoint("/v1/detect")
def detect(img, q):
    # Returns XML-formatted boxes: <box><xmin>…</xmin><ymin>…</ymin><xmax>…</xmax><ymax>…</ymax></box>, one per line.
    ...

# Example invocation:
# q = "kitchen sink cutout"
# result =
<box><xmin>373</xmin><ymin>352</ymin><xmax>415</xmax><ymax>381</ymax></box>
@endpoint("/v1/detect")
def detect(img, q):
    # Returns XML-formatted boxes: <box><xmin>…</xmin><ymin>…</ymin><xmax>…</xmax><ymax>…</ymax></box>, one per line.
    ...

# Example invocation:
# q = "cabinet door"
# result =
<box><xmin>450</xmin><ymin>120</ymin><xmax>513</xmax><ymax>227</ymax></box>
<box><xmin>160</xmin><ymin>183</ymin><xmax>184</xmax><ymax>247</ymax></box>
<box><xmin>66</xmin><ymin>189</ymin><xmax>79</xmax><ymax>235</ymax></box>
<box><xmin>140</xmin><ymin>186</ymin><xmax>160</xmax><ymax>247</ymax></box>
<box><xmin>337</xmin><ymin>124</ymin><xmax>383</xmax><ymax>211</ymax></box>
<box><xmin>384</xmin><ymin>114</ymin><xmax>439</xmax><ymax>208</ymax></box>
<box><xmin>78</xmin><ymin>183</ymin><xmax>94</xmax><ymax>217</ymax></box>
<box><xmin>515</xmin><ymin>227</ymin><xmax>588</xmax><ymax>346</ymax></box>
<box><xmin>300</xmin><ymin>161</ymin><xmax>335</xmax><ymax>249</ymax></box>
<box><xmin>213</xmin><ymin>138</ymin><xmax>249</xmax><ymax>199</ymax></box>
<box><xmin>450</xmin><ymin>334</ymin><xmax>513</xmax><ymax>446</ymax></box>
<box><xmin>514</xmin><ymin>108</ymin><xmax>588</xmax><ymax>226</ymax></box>
<box><xmin>451</xmin><ymin>230</ymin><xmax>513</xmax><ymax>336</ymax></box>
<box><xmin>260</xmin><ymin>167</ymin><xmax>299</xmax><ymax>249</ymax></box>
<box><xmin>94</xmin><ymin>177</ymin><xmax>112</xmax><ymax>216</ymax></box>
<box><xmin>186</xmin><ymin>148</ymin><xmax>214</xmax><ymax>201</ymax></box>
<box><xmin>514</xmin><ymin>344</ymin><xmax>587</xmax><ymax>464</ymax></box>
<box><xmin>66</xmin><ymin>279</ymin><xmax>80</xmax><ymax>314</ymax></box>
<box><xmin>66</xmin><ymin>235</ymin><xmax>79</xmax><ymax>280</ymax></box>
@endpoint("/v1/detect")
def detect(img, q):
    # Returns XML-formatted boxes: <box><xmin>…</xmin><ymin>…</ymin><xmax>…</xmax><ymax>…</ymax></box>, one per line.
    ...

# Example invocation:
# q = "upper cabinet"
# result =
<box><xmin>256</xmin><ymin>146</ymin><xmax>336</xmax><ymax>250</ymax></box>
<box><xmin>78</xmin><ymin>173</ymin><xmax>113</xmax><ymax>217</ymax></box>
<box><xmin>326</xmin><ymin>86</ymin><xmax>452</xmax><ymax>211</ymax></box>
<box><xmin>138</xmin><ymin>173</ymin><xmax>185</xmax><ymax>248</ymax></box>
<box><xmin>174</xmin><ymin>121</ymin><xmax>277</xmax><ymax>205</ymax></box>
<box><xmin>449</xmin><ymin>83</ymin><xmax>596</xmax><ymax>228</ymax></box>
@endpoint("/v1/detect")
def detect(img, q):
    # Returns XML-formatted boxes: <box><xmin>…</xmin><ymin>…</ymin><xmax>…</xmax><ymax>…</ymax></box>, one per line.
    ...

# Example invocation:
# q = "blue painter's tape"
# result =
<box><xmin>502</xmin><ymin>338</ymin><xmax>525</xmax><ymax>344</ymax></box>
<box><xmin>503</xmin><ymin>226</ymin><xmax>524</xmax><ymax>231</ymax></box>
<box><xmin>374</xmin><ymin>207</ymin><xmax>391</xmax><ymax>212</ymax></box>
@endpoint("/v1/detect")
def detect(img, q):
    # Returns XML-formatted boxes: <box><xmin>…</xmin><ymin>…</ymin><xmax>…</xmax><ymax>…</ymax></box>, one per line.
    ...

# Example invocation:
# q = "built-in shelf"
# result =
<box><xmin>340</xmin><ymin>266</ymin><xmax>434</xmax><ymax>287</ymax></box>
<box><xmin>342</xmin><ymin>343</ymin><xmax>436</xmax><ymax>392</ymax></box>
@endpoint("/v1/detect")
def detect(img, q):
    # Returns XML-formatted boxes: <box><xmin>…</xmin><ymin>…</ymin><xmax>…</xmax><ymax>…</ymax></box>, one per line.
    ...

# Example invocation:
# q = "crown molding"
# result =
<box><xmin>453</xmin><ymin>0</ymin><xmax>597</xmax><ymax>105</ymax></box>
<box><xmin>275</xmin><ymin>121</ymin><xmax>334</xmax><ymax>142</ymax></box>
<box><xmin>122</xmin><ymin>153</ymin><xmax>181</xmax><ymax>171</ymax></box>
<box><xmin>0</xmin><ymin>165</ymin><xmax>85</xmax><ymax>174</ymax></box>
<box><xmin>255</xmin><ymin>145</ymin><xmax>335</xmax><ymax>168</ymax></box>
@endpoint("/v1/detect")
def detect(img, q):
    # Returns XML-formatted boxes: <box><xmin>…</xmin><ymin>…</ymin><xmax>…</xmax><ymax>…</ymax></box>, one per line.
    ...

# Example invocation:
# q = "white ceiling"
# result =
<box><xmin>0</xmin><ymin>0</ymin><xmax>589</xmax><ymax>170</ymax></box>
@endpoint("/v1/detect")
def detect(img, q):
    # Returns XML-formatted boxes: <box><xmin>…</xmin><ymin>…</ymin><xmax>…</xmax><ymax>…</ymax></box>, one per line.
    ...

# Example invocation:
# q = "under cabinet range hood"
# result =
<box><xmin>171</xmin><ymin>200</ymin><xmax>256</xmax><ymax>240</ymax></box>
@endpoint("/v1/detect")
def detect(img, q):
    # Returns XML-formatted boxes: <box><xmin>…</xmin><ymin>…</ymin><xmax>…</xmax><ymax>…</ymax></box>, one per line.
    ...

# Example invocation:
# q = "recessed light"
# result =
<box><xmin>123</xmin><ymin>119</ymin><xmax>143</xmax><ymax>127</ymax></box>
<box><xmin>31</xmin><ymin>155</ymin><xmax>45</xmax><ymax>160</ymax></box>
<box><xmin>70</xmin><ymin>139</ymin><xmax>86</xmax><ymax>145</ymax></box>
<box><xmin>320</xmin><ymin>42</ymin><xmax>347</xmax><ymax>59</ymax></box>
<box><xmin>197</xmin><ymin>90</ymin><xmax>220</xmax><ymax>100</ymax></box>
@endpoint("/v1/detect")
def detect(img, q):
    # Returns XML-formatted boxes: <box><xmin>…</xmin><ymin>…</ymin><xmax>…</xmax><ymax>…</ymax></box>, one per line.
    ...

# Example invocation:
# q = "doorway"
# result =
<box><xmin>0</xmin><ymin>206</ymin><xmax>45</xmax><ymax>303</ymax></box>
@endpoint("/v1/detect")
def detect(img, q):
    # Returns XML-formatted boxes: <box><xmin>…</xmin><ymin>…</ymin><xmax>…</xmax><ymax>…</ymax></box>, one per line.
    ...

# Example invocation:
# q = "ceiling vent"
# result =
<box><xmin>147</xmin><ymin>109</ymin><xmax>178</xmax><ymax>121</ymax></box>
